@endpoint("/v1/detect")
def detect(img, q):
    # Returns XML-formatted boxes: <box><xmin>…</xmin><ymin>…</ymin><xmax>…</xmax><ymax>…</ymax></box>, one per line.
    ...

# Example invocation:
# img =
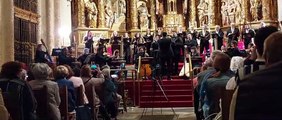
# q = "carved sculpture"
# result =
<box><xmin>138</xmin><ymin>2</ymin><xmax>150</xmax><ymax>29</ymax></box>
<box><xmin>197</xmin><ymin>0</ymin><xmax>209</xmax><ymax>25</ymax></box>
<box><xmin>85</xmin><ymin>0</ymin><xmax>98</xmax><ymax>28</ymax></box>
<box><xmin>119</xmin><ymin>0</ymin><xmax>126</xmax><ymax>16</ymax></box>
<box><xmin>105</xmin><ymin>0</ymin><xmax>114</xmax><ymax>28</ymax></box>
<box><xmin>250</xmin><ymin>0</ymin><xmax>262</xmax><ymax>21</ymax></box>
<box><xmin>221</xmin><ymin>1</ymin><xmax>229</xmax><ymax>25</ymax></box>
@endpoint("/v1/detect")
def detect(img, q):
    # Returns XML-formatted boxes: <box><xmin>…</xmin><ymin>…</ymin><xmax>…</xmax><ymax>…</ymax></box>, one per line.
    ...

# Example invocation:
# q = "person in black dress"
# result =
<box><xmin>123</xmin><ymin>33</ymin><xmax>131</xmax><ymax>64</ymax></box>
<box><xmin>84</xmin><ymin>30</ymin><xmax>94</xmax><ymax>53</ymax></box>
<box><xmin>143</xmin><ymin>29</ymin><xmax>153</xmax><ymax>56</ymax></box>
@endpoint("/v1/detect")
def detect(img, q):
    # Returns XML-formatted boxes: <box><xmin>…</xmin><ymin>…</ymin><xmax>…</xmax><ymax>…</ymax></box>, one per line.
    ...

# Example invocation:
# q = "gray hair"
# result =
<box><xmin>84</xmin><ymin>48</ymin><xmax>90</xmax><ymax>54</ymax></box>
<box><xmin>31</xmin><ymin>63</ymin><xmax>52</xmax><ymax>80</ymax></box>
<box><xmin>211</xmin><ymin>50</ymin><xmax>222</xmax><ymax>60</ymax></box>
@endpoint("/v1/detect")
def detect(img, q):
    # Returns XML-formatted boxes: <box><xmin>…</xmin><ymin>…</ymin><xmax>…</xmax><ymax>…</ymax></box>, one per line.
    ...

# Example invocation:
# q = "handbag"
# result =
<box><xmin>76</xmin><ymin>105</ymin><xmax>92</xmax><ymax>120</ymax></box>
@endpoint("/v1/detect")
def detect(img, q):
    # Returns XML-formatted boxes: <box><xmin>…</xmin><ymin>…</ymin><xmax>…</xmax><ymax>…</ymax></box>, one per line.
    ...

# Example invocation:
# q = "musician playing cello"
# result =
<box><xmin>34</xmin><ymin>44</ymin><xmax>52</xmax><ymax>63</ymax></box>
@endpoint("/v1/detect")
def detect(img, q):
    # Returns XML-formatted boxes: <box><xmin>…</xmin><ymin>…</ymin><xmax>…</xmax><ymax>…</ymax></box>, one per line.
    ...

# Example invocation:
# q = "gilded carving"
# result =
<box><xmin>105</xmin><ymin>0</ymin><xmax>114</xmax><ymax>28</ymax></box>
<box><xmin>137</xmin><ymin>2</ymin><xmax>150</xmax><ymax>29</ymax></box>
<box><xmin>85</xmin><ymin>0</ymin><xmax>98</xmax><ymax>28</ymax></box>
<box><xmin>250</xmin><ymin>0</ymin><xmax>262</xmax><ymax>21</ymax></box>
<box><xmin>197</xmin><ymin>0</ymin><xmax>209</xmax><ymax>25</ymax></box>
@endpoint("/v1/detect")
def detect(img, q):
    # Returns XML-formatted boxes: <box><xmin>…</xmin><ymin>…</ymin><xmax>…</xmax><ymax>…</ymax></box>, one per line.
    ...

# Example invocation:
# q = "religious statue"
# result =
<box><xmin>105</xmin><ymin>0</ymin><xmax>114</xmax><ymax>28</ymax></box>
<box><xmin>138</xmin><ymin>3</ymin><xmax>150</xmax><ymax>29</ymax></box>
<box><xmin>221</xmin><ymin>1</ymin><xmax>229</xmax><ymax>25</ymax></box>
<box><xmin>250</xmin><ymin>0</ymin><xmax>262</xmax><ymax>21</ymax></box>
<box><xmin>234</xmin><ymin>0</ymin><xmax>243</xmax><ymax>24</ymax></box>
<box><xmin>197</xmin><ymin>0</ymin><xmax>209</xmax><ymax>25</ymax></box>
<box><xmin>119</xmin><ymin>0</ymin><xmax>126</xmax><ymax>16</ymax></box>
<box><xmin>85</xmin><ymin>0</ymin><xmax>98</xmax><ymax>28</ymax></box>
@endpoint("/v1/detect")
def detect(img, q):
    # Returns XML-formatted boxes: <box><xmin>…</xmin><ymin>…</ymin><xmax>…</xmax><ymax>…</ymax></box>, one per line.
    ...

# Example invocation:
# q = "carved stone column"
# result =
<box><xmin>46</xmin><ymin>0</ymin><xmax>55</xmax><ymax>49</ymax></box>
<box><xmin>150</xmin><ymin>0</ymin><xmax>156</xmax><ymax>30</ymax></box>
<box><xmin>54</xmin><ymin>0</ymin><xmax>61</xmax><ymax>47</ymax></box>
<box><xmin>262</xmin><ymin>0</ymin><xmax>271</xmax><ymax>20</ymax></box>
<box><xmin>130</xmin><ymin>0</ymin><xmax>138</xmax><ymax>30</ymax></box>
<box><xmin>0</xmin><ymin>0</ymin><xmax>14</xmax><ymax>64</ymax></box>
<box><xmin>78</xmin><ymin>0</ymin><xmax>85</xmax><ymax>27</ymax></box>
<box><xmin>98</xmin><ymin>0</ymin><xmax>106</xmax><ymax>28</ymax></box>
<box><xmin>242</xmin><ymin>0</ymin><xmax>250</xmax><ymax>22</ymax></box>
<box><xmin>209</xmin><ymin>0</ymin><xmax>216</xmax><ymax>26</ymax></box>
<box><xmin>189</xmin><ymin>0</ymin><xmax>197</xmax><ymax>27</ymax></box>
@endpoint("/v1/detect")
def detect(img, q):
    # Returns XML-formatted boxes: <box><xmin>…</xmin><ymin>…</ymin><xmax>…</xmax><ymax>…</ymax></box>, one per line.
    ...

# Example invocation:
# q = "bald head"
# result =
<box><xmin>263</xmin><ymin>31</ymin><xmax>282</xmax><ymax>66</ymax></box>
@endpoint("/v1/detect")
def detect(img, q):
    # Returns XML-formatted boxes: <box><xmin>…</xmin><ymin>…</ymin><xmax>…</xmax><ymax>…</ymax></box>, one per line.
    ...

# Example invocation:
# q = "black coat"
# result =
<box><xmin>158</xmin><ymin>37</ymin><xmax>174</xmax><ymax>58</ymax></box>
<box><xmin>226</xmin><ymin>28</ymin><xmax>240</xmax><ymax>41</ymax></box>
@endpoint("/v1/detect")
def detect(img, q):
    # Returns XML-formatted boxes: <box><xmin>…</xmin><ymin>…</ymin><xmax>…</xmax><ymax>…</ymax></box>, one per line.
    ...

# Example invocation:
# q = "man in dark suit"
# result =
<box><xmin>226</xmin><ymin>23</ymin><xmax>240</xmax><ymax>46</ymax></box>
<box><xmin>233</xmin><ymin>31</ymin><xmax>282</xmax><ymax>120</ymax></box>
<box><xmin>198</xmin><ymin>25</ymin><xmax>210</xmax><ymax>55</ymax></box>
<box><xmin>158</xmin><ymin>32</ymin><xmax>174</xmax><ymax>80</ymax></box>
<box><xmin>212</xmin><ymin>25</ymin><xmax>224</xmax><ymax>50</ymax></box>
<box><xmin>172</xmin><ymin>32</ymin><xmax>183</xmax><ymax>75</ymax></box>
<box><xmin>242</xmin><ymin>24</ymin><xmax>255</xmax><ymax>49</ymax></box>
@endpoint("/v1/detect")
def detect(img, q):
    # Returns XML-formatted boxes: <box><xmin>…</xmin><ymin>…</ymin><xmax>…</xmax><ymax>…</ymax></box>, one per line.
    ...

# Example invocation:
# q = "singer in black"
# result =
<box><xmin>158</xmin><ymin>32</ymin><xmax>174</xmax><ymax>80</ymax></box>
<box><xmin>226</xmin><ymin>23</ymin><xmax>240</xmax><ymax>45</ymax></box>
<box><xmin>198</xmin><ymin>25</ymin><xmax>210</xmax><ymax>54</ymax></box>
<box><xmin>171</xmin><ymin>32</ymin><xmax>183</xmax><ymax>75</ymax></box>
<box><xmin>212</xmin><ymin>25</ymin><xmax>224</xmax><ymax>50</ymax></box>
<box><xmin>242</xmin><ymin>24</ymin><xmax>255</xmax><ymax>49</ymax></box>
<box><xmin>143</xmin><ymin>29</ymin><xmax>153</xmax><ymax>56</ymax></box>
<box><xmin>123</xmin><ymin>33</ymin><xmax>131</xmax><ymax>64</ymax></box>
<box><xmin>111</xmin><ymin>31</ymin><xmax>121</xmax><ymax>54</ymax></box>
<box><xmin>84</xmin><ymin>30</ymin><xmax>94</xmax><ymax>53</ymax></box>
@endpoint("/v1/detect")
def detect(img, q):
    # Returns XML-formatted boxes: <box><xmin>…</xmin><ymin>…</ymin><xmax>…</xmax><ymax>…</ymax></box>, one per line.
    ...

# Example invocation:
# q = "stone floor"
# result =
<box><xmin>117</xmin><ymin>107</ymin><xmax>196</xmax><ymax>120</ymax></box>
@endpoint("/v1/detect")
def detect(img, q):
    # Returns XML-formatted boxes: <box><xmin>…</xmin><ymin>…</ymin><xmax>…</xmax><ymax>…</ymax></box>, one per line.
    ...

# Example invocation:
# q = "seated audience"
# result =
<box><xmin>58</xmin><ymin>47</ymin><xmax>75</xmax><ymax>66</ymax></box>
<box><xmin>226</xmin><ymin>56</ymin><xmax>245</xmax><ymax>90</ymax></box>
<box><xmin>29</xmin><ymin>63</ymin><xmax>61</xmax><ymax>120</ymax></box>
<box><xmin>199</xmin><ymin>53</ymin><xmax>233</xmax><ymax>119</ymax></box>
<box><xmin>231</xmin><ymin>31</ymin><xmax>282</xmax><ymax>119</ymax></box>
<box><xmin>101</xmin><ymin>66</ymin><xmax>121</xmax><ymax>120</ymax></box>
<box><xmin>226</xmin><ymin>41</ymin><xmax>242</xmax><ymax>57</ymax></box>
<box><xmin>53</xmin><ymin>65</ymin><xmax>76</xmax><ymax>112</ymax></box>
<box><xmin>0</xmin><ymin>61</ymin><xmax>37</xmax><ymax>120</ymax></box>
<box><xmin>64</xmin><ymin>65</ymin><xmax>88</xmax><ymax>104</ymax></box>
<box><xmin>77</xmin><ymin>48</ymin><xmax>93</xmax><ymax>65</ymax></box>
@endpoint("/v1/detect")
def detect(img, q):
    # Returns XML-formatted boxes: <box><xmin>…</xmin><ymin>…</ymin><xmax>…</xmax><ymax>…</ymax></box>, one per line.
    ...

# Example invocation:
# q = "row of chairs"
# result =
<box><xmin>33</xmin><ymin>85</ymin><xmax>99</xmax><ymax>120</ymax></box>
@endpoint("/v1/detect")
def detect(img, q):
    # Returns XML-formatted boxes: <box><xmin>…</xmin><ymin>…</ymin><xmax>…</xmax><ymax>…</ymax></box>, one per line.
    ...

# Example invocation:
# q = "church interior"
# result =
<box><xmin>0</xmin><ymin>0</ymin><xmax>282</xmax><ymax>120</ymax></box>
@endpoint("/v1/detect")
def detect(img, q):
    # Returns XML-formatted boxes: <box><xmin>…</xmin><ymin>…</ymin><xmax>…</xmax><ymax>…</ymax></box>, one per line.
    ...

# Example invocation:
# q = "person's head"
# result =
<box><xmin>113</xmin><ymin>49</ymin><xmax>120</xmax><ymax>57</ymax></box>
<box><xmin>53</xmin><ymin>65</ymin><xmax>69</xmax><ymax>79</ymax></box>
<box><xmin>230</xmin><ymin>23</ymin><xmax>235</xmax><ymax>29</ymax></box>
<box><xmin>202</xmin><ymin>24</ymin><xmax>208</xmax><ymax>31</ymax></box>
<box><xmin>30</xmin><ymin>63</ymin><xmax>52</xmax><ymax>80</ymax></box>
<box><xmin>211</xmin><ymin>50</ymin><xmax>222</xmax><ymax>61</ymax></box>
<box><xmin>245</xmin><ymin>24</ymin><xmax>250</xmax><ymax>29</ymax></box>
<box><xmin>64</xmin><ymin>65</ymin><xmax>74</xmax><ymax>79</ymax></box>
<box><xmin>146</xmin><ymin>29</ymin><xmax>151</xmax><ymax>34</ymax></box>
<box><xmin>215</xmin><ymin>25</ymin><xmax>220</xmax><ymax>31</ymax></box>
<box><xmin>124</xmin><ymin>32</ymin><xmax>129</xmax><ymax>37</ymax></box>
<box><xmin>189</xmin><ymin>26</ymin><xmax>194</xmax><ymax>31</ymax></box>
<box><xmin>254</xmin><ymin>26</ymin><xmax>278</xmax><ymax>57</ymax></box>
<box><xmin>263</xmin><ymin>31</ymin><xmax>282</xmax><ymax>66</ymax></box>
<box><xmin>101</xmin><ymin>65</ymin><xmax>111</xmax><ymax>80</ymax></box>
<box><xmin>84</xmin><ymin>48</ymin><xmax>90</xmax><ymax>54</ymax></box>
<box><xmin>162</xmin><ymin>32</ymin><xmax>167</xmax><ymax>37</ymax></box>
<box><xmin>191</xmin><ymin>46</ymin><xmax>197</xmax><ymax>53</ymax></box>
<box><xmin>138</xmin><ymin>47</ymin><xmax>145</xmax><ymax>53</ymax></box>
<box><xmin>62</xmin><ymin>47</ymin><xmax>69</xmax><ymax>55</ymax></box>
<box><xmin>135</xmin><ymin>32</ymin><xmax>140</xmax><ymax>38</ymax></box>
<box><xmin>36</xmin><ymin>44</ymin><xmax>44</xmax><ymax>51</ymax></box>
<box><xmin>0</xmin><ymin>61</ymin><xmax>24</xmax><ymax>79</ymax></box>
<box><xmin>87</xmin><ymin>30</ymin><xmax>92</xmax><ymax>36</ymax></box>
<box><xmin>173</xmin><ymin>32</ymin><xmax>177</xmax><ymax>37</ymax></box>
<box><xmin>113</xmin><ymin>31</ymin><xmax>118</xmax><ymax>36</ymax></box>
<box><xmin>260</xmin><ymin>21</ymin><xmax>266</xmax><ymax>28</ymax></box>
<box><xmin>186</xmin><ymin>33</ymin><xmax>192</xmax><ymax>39</ymax></box>
<box><xmin>80</xmin><ymin>65</ymin><xmax>92</xmax><ymax>78</ymax></box>
<box><xmin>213</xmin><ymin>53</ymin><xmax>231</xmax><ymax>73</ymax></box>
<box><xmin>231</xmin><ymin>41</ymin><xmax>238</xmax><ymax>48</ymax></box>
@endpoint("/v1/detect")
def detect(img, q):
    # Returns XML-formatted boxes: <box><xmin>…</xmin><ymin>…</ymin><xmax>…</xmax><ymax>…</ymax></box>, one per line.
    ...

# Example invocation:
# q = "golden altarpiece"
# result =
<box><xmin>71</xmin><ymin>0</ymin><xmax>279</xmax><ymax>50</ymax></box>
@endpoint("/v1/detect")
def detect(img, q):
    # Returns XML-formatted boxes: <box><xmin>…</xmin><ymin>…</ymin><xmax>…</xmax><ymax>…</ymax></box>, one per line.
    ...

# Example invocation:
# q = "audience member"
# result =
<box><xmin>64</xmin><ymin>65</ymin><xmax>88</xmax><ymax>104</ymax></box>
<box><xmin>53</xmin><ymin>65</ymin><xmax>76</xmax><ymax>112</ymax></box>
<box><xmin>0</xmin><ymin>61</ymin><xmax>37</xmax><ymax>120</ymax></box>
<box><xmin>0</xmin><ymin>88</ymin><xmax>9</xmax><ymax>120</ymax></box>
<box><xmin>231</xmin><ymin>31</ymin><xmax>282</xmax><ymax>120</ymax></box>
<box><xmin>29</xmin><ymin>63</ymin><xmax>61</xmax><ymax>120</ymax></box>
<box><xmin>200</xmin><ymin>53</ymin><xmax>233</xmax><ymax>119</ymax></box>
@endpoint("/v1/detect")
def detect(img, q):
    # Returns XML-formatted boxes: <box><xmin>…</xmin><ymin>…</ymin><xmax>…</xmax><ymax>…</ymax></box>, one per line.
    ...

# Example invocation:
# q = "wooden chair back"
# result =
<box><xmin>59</xmin><ymin>86</ymin><xmax>68</xmax><ymax>120</ymax></box>
<box><xmin>75</xmin><ymin>85</ymin><xmax>84</xmax><ymax>106</ymax></box>
<box><xmin>221</xmin><ymin>89</ymin><xmax>234</xmax><ymax>120</ymax></box>
<box><xmin>33</xmin><ymin>86</ymin><xmax>49</xmax><ymax>119</ymax></box>
<box><xmin>85</xmin><ymin>85</ymin><xmax>97</xmax><ymax>120</ymax></box>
